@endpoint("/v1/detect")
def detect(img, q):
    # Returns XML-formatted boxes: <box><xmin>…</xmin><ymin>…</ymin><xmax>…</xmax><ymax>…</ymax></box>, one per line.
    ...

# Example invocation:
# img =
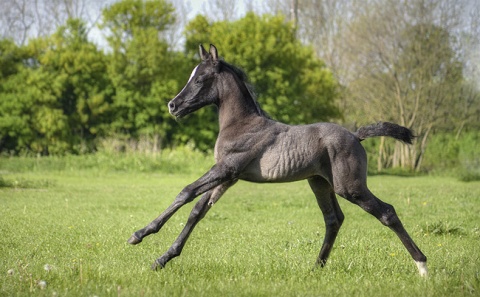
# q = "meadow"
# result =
<box><xmin>1</xmin><ymin>153</ymin><xmax>479</xmax><ymax>296</ymax></box>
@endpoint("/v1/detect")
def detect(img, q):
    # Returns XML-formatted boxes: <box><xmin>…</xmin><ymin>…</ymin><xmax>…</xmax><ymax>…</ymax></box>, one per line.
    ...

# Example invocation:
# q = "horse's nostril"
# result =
<box><xmin>168</xmin><ymin>101</ymin><xmax>176</xmax><ymax>112</ymax></box>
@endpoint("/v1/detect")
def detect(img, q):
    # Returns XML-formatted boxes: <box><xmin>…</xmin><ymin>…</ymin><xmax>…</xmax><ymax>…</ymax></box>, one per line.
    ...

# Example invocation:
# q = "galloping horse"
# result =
<box><xmin>128</xmin><ymin>44</ymin><xmax>427</xmax><ymax>276</ymax></box>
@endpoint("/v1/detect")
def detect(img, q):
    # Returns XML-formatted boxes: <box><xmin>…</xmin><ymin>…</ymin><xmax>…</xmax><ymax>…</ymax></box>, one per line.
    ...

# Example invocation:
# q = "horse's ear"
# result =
<box><xmin>209</xmin><ymin>44</ymin><xmax>218</xmax><ymax>62</ymax></box>
<box><xmin>199</xmin><ymin>44</ymin><xmax>208</xmax><ymax>61</ymax></box>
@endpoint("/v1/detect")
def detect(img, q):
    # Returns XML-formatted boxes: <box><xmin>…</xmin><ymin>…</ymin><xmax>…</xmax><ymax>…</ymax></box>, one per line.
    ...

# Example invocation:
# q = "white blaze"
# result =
<box><xmin>187</xmin><ymin>65</ymin><xmax>198</xmax><ymax>83</ymax></box>
<box><xmin>172</xmin><ymin>65</ymin><xmax>199</xmax><ymax>100</ymax></box>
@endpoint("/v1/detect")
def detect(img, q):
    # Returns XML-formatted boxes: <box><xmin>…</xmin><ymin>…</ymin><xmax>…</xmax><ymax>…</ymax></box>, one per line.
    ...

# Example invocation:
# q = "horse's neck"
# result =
<box><xmin>218</xmin><ymin>75</ymin><xmax>262</xmax><ymax>131</ymax></box>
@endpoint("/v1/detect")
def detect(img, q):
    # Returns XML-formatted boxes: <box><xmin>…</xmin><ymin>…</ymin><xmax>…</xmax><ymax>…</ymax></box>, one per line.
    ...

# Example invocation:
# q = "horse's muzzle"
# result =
<box><xmin>168</xmin><ymin>100</ymin><xmax>177</xmax><ymax>115</ymax></box>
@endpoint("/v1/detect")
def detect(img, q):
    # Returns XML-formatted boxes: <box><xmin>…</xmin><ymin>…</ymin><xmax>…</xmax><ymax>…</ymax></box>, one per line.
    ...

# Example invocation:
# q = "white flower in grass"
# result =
<box><xmin>38</xmin><ymin>280</ymin><xmax>47</xmax><ymax>289</ymax></box>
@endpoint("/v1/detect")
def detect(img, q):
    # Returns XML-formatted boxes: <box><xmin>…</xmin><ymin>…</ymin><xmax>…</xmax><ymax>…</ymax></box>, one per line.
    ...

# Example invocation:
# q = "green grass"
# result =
<box><xmin>1</xmin><ymin>155</ymin><xmax>479</xmax><ymax>296</ymax></box>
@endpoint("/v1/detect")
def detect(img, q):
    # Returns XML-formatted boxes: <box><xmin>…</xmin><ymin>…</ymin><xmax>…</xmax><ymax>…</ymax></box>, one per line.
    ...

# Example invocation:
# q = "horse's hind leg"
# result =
<box><xmin>152</xmin><ymin>180</ymin><xmax>236</xmax><ymax>270</ymax></box>
<box><xmin>308</xmin><ymin>177</ymin><xmax>345</xmax><ymax>267</ymax></box>
<box><xmin>340</xmin><ymin>187</ymin><xmax>428</xmax><ymax>276</ymax></box>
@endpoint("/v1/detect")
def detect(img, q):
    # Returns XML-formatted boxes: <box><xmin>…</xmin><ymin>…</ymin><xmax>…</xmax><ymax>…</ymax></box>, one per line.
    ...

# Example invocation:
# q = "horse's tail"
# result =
<box><xmin>354</xmin><ymin>122</ymin><xmax>414</xmax><ymax>144</ymax></box>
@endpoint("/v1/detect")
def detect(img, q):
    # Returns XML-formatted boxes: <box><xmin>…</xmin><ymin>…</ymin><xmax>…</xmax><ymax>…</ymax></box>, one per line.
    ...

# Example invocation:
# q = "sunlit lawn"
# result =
<box><xmin>1</xmin><ymin>159</ymin><xmax>479</xmax><ymax>296</ymax></box>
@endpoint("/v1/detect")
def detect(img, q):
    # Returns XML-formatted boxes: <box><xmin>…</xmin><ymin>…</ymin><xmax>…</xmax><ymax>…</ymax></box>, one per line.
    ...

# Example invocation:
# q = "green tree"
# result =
<box><xmin>0</xmin><ymin>39</ymin><xmax>35</xmax><ymax>152</ymax></box>
<box><xmin>41</xmin><ymin>19</ymin><xmax>113</xmax><ymax>149</ymax></box>
<box><xmin>100</xmin><ymin>0</ymin><xmax>186</xmax><ymax>150</ymax></box>
<box><xmin>0</xmin><ymin>19</ymin><xmax>112</xmax><ymax>154</ymax></box>
<box><xmin>0</xmin><ymin>48</ymin><xmax>71</xmax><ymax>154</ymax></box>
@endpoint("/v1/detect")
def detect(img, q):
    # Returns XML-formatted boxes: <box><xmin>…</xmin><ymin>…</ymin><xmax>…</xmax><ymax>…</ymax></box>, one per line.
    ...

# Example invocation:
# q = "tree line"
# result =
<box><xmin>1</xmin><ymin>0</ymin><xmax>479</xmax><ymax>172</ymax></box>
<box><xmin>0</xmin><ymin>0</ymin><xmax>339</xmax><ymax>154</ymax></box>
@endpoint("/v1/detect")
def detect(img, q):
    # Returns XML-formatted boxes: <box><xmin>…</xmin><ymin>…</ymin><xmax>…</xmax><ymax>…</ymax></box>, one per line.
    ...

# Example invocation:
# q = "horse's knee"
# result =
<box><xmin>362</xmin><ymin>200</ymin><xmax>400</xmax><ymax>227</ymax></box>
<box><xmin>324</xmin><ymin>212</ymin><xmax>343</xmax><ymax>231</ymax></box>
<box><xmin>337</xmin><ymin>211</ymin><xmax>345</xmax><ymax>226</ymax></box>
<box><xmin>175</xmin><ymin>188</ymin><xmax>196</xmax><ymax>205</ymax></box>
<box><xmin>378</xmin><ymin>203</ymin><xmax>400</xmax><ymax>227</ymax></box>
<box><xmin>340</xmin><ymin>188</ymin><xmax>400</xmax><ymax>227</ymax></box>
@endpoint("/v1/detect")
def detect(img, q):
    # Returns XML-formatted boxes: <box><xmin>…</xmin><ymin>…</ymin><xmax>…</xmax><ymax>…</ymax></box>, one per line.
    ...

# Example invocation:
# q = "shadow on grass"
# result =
<box><xmin>0</xmin><ymin>176</ymin><xmax>54</xmax><ymax>189</ymax></box>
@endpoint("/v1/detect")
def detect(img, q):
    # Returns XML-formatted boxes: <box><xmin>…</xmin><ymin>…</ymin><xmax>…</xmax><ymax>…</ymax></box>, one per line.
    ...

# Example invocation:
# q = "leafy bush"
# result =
<box><xmin>422</xmin><ymin>131</ymin><xmax>480</xmax><ymax>181</ymax></box>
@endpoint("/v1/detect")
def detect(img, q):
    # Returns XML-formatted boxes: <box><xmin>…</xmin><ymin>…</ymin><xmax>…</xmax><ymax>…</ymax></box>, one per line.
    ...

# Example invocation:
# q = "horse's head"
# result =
<box><xmin>168</xmin><ymin>44</ymin><xmax>221</xmax><ymax>118</ymax></box>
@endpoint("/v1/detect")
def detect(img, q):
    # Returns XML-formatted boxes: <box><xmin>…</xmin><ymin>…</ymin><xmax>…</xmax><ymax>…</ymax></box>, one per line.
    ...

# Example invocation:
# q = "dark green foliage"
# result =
<box><xmin>0</xmin><ymin>3</ymin><xmax>340</xmax><ymax>154</ymax></box>
<box><xmin>100</xmin><ymin>0</ymin><xmax>181</xmax><ymax>143</ymax></box>
<box><xmin>0</xmin><ymin>39</ymin><xmax>32</xmax><ymax>152</ymax></box>
<box><xmin>0</xmin><ymin>20</ymin><xmax>113</xmax><ymax>154</ymax></box>
<box><xmin>422</xmin><ymin>131</ymin><xmax>480</xmax><ymax>180</ymax></box>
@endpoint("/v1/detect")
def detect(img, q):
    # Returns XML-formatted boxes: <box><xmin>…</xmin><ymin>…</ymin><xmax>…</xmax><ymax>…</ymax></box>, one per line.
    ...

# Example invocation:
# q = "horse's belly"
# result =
<box><xmin>240</xmin><ymin>149</ymin><xmax>318</xmax><ymax>183</ymax></box>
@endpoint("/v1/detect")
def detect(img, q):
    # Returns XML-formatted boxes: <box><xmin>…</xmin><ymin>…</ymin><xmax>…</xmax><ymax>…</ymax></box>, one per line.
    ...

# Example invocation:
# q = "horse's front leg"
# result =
<box><xmin>127</xmin><ymin>163</ymin><xmax>235</xmax><ymax>245</ymax></box>
<box><xmin>152</xmin><ymin>180</ymin><xmax>236</xmax><ymax>270</ymax></box>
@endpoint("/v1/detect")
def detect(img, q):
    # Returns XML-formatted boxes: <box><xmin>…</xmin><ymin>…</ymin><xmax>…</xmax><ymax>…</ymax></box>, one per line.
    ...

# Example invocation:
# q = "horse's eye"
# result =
<box><xmin>195</xmin><ymin>74</ymin><xmax>209</xmax><ymax>84</ymax></box>
<box><xmin>193</xmin><ymin>75</ymin><xmax>202</xmax><ymax>85</ymax></box>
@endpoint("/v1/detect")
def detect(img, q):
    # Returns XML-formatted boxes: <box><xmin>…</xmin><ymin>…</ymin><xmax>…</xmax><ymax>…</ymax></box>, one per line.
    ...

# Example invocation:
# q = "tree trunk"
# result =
<box><xmin>377</xmin><ymin>136</ymin><xmax>385</xmax><ymax>172</ymax></box>
<box><xmin>414</xmin><ymin>124</ymin><xmax>432</xmax><ymax>171</ymax></box>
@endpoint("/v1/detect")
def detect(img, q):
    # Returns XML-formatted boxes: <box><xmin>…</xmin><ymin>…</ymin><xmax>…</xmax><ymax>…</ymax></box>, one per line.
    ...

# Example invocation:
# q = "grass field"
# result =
<box><xmin>1</xmin><ymin>154</ymin><xmax>479</xmax><ymax>296</ymax></box>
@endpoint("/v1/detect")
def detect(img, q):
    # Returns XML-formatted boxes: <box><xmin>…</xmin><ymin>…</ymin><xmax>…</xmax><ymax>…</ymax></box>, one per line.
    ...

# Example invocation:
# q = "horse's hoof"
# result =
<box><xmin>151</xmin><ymin>259</ymin><xmax>165</xmax><ymax>271</ymax></box>
<box><xmin>127</xmin><ymin>234</ymin><xmax>142</xmax><ymax>245</ymax></box>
